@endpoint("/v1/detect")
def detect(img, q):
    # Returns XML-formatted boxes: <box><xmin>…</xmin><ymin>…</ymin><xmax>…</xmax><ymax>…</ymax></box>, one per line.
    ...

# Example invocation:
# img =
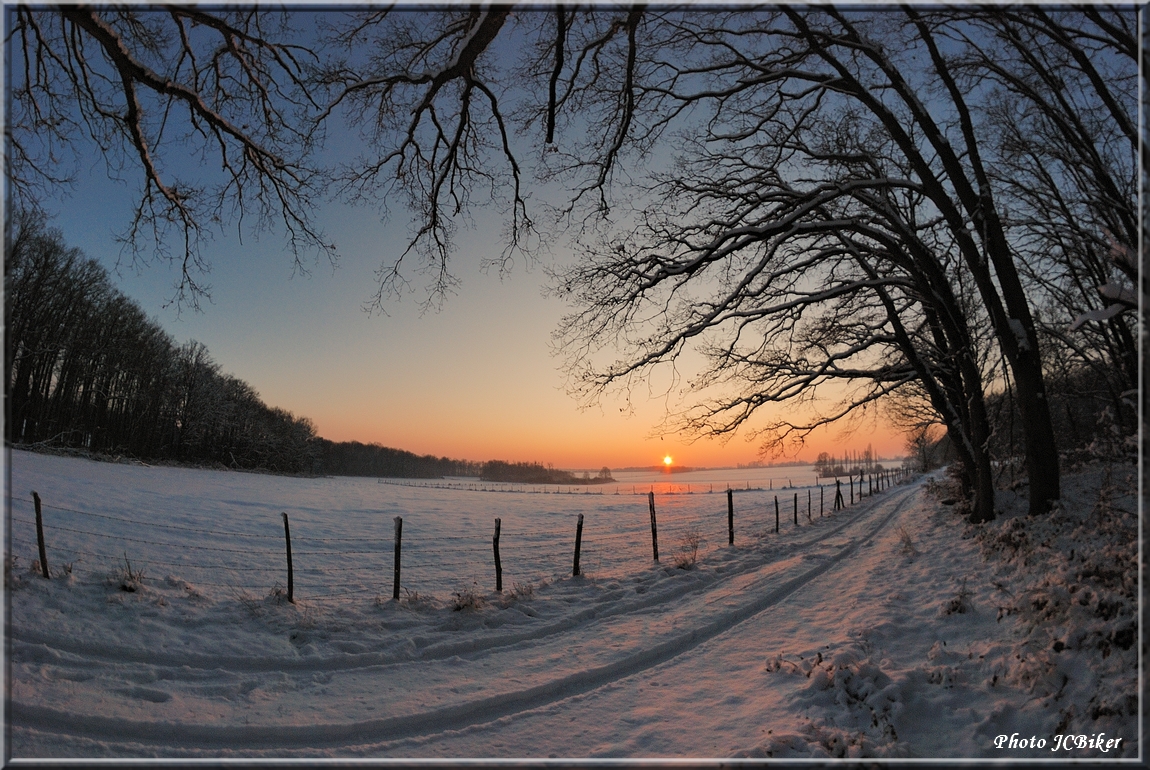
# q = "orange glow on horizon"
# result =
<box><xmin>312</xmin><ymin>408</ymin><xmax>907</xmax><ymax>470</ymax></box>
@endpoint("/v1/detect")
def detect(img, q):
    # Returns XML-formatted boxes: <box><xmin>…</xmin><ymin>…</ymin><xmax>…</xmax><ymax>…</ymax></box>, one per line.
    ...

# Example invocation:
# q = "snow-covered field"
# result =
<box><xmin>4</xmin><ymin>449</ymin><xmax>1139</xmax><ymax>759</ymax></box>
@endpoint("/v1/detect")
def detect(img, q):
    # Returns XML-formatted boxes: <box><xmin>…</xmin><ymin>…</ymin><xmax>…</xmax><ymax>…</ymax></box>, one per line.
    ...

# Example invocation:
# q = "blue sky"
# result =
<box><xmin>27</xmin><ymin>8</ymin><xmax>905</xmax><ymax>470</ymax></box>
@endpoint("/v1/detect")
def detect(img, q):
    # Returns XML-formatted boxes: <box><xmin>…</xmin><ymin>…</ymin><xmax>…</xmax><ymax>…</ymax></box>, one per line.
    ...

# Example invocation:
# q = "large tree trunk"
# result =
<box><xmin>849</xmin><ymin>9</ymin><xmax>1064</xmax><ymax>515</ymax></box>
<box><xmin>867</xmin><ymin>265</ymin><xmax>997</xmax><ymax>523</ymax></box>
<box><xmin>959</xmin><ymin>358</ymin><xmax>998</xmax><ymax>523</ymax></box>
<box><xmin>1008</xmin><ymin>331</ymin><xmax>1062</xmax><ymax>514</ymax></box>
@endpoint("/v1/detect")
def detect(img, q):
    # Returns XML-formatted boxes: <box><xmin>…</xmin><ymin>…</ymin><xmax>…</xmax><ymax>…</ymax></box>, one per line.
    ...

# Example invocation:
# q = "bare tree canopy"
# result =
<box><xmin>6</xmin><ymin>6</ymin><xmax>1137</xmax><ymax>520</ymax></box>
<box><xmin>7</xmin><ymin>6</ymin><xmax>334</xmax><ymax>309</ymax></box>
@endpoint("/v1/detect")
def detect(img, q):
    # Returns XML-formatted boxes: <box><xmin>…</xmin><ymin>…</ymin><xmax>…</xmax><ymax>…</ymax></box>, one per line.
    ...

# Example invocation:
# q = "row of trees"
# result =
<box><xmin>3</xmin><ymin>213</ymin><xmax>570</xmax><ymax>482</ymax></box>
<box><xmin>814</xmin><ymin>447</ymin><xmax>883</xmax><ymax>479</ymax></box>
<box><xmin>479</xmin><ymin>461</ymin><xmax>614</xmax><ymax>485</ymax></box>
<box><xmin>7</xmin><ymin>8</ymin><xmax>1139</xmax><ymax>520</ymax></box>
<box><xmin>311</xmin><ymin>439</ymin><xmax>481</xmax><ymax>479</ymax></box>
<box><xmin>545</xmin><ymin>8</ymin><xmax>1138</xmax><ymax>522</ymax></box>
<box><xmin>6</xmin><ymin>213</ymin><xmax>320</xmax><ymax>473</ymax></box>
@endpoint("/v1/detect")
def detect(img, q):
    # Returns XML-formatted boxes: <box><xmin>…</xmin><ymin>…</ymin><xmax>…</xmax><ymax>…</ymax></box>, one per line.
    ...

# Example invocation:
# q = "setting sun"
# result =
<box><xmin>663</xmin><ymin>455</ymin><xmax>673</xmax><ymax>466</ymax></box>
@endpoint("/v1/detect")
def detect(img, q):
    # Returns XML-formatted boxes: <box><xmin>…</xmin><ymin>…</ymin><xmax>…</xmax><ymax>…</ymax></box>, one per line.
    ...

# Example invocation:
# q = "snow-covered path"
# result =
<box><xmin>6</xmin><ymin>451</ymin><xmax>1139</xmax><ymax>759</ymax></box>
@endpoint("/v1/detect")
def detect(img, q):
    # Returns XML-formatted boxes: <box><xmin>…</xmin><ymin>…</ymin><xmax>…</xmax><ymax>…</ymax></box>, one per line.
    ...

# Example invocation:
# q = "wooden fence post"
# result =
<box><xmin>727</xmin><ymin>489</ymin><xmax>734</xmax><ymax>545</ymax></box>
<box><xmin>281</xmin><ymin>512</ymin><xmax>294</xmax><ymax>604</ymax></box>
<box><xmin>648</xmin><ymin>492</ymin><xmax>660</xmax><ymax>561</ymax></box>
<box><xmin>774</xmin><ymin>496</ymin><xmax>779</xmax><ymax>533</ymax></box>
<box><xmin>393</xmin><ymin>516</ymin><xmax>402</xmax><ymax>600</ymax></box>
<box><xmin>808</xmin><ymin>489</ymin><xmax>812</xmax><ymax>522</ymax></box>
<box><xmin>32</xmin><ymin>491</ymin><xmax>49</xmax><ymax>579</ymax></box>
<box><xmin>793</xmin><ymin>492</ymin><xmax>798</xmax><ymax>526</ymax></box>
<box><xmin>493</xmin><ymin>518</ymin><xmax>503</xmax><ymax>592</ymax></box>
<box><xmin>573</xmin><ymin>513</ymin><xmax>584</xmax><ymax>576</ymax></box>
<box><xmin>821</xmin><ymin>485</ymin><xmax>824</xmax><ymax>516</ymax></box>
<box><xmin>850</xmin><ymin>476</ymin><xmax>854</xmax><ymax>505</ymax></box>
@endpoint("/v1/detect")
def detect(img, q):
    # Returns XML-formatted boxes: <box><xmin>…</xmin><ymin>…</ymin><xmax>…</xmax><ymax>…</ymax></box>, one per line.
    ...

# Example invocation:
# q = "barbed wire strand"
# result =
<box><xmin>6</xmin><ymin>496</ymin><xmax>284</xmax><ymax>539</ymax></box>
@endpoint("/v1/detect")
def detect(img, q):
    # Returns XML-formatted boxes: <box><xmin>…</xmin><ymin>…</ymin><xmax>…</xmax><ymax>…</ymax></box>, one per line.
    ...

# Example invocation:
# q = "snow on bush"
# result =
<box><xmin>736</xmin><ymin>462</ymin><xmax>1137</xmax><ymax>760</ymax></box>
<box><xmin>750</xmin><ymin>640</ymin><xmax>909</xmax><ymax>758</ymax></box>
<box><xmin>976</xmin><ymin>464</ymin><xmax>1137</xmax><ymax>740</ymax></box>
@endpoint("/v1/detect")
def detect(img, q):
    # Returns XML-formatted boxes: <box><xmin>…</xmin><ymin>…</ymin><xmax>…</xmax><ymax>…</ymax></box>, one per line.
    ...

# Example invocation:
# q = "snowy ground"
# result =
<box><xmin>4</xmin><ymin>449</ymin><xmax>1140</xmax><ymax>760</ymax></box>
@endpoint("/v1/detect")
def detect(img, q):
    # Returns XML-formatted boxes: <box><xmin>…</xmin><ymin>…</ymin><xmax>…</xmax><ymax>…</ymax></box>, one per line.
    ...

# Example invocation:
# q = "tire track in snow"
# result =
<box><xmin>10</xmin><ymin>483</ymin><xmax>920</xmax><ymax>750</ymax></box>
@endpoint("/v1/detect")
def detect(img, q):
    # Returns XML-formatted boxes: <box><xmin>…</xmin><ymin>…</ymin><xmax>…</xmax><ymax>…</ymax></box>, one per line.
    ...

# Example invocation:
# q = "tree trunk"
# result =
<box><xmin>1011</xmin><ymin>352</ymin><xmax>1061</xmax><ymax>513</ymax></box>
<box><xmin>960</xmin><ymin>362</ymin><xmax>997</xmax><ymax>524</ymax></box>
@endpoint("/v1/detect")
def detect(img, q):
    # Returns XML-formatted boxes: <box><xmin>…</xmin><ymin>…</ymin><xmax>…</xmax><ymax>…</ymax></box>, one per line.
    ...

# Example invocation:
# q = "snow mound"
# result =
<box><xmin>976</xmin><ymin>465</ymin><xmax>1137</xmax><ymax>742</ymax></box>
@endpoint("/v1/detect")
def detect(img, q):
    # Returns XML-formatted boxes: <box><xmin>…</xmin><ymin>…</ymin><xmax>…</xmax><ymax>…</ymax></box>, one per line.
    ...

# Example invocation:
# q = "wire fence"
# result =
<box><xmin>6</xmin><ymin>468</ymin><xmax>908</xmax><ymax>604</ymax></box>
<box><xmin>375</xmin><ymin>477</ymin><xmax>823</xmax><ymax>496</ymax></box>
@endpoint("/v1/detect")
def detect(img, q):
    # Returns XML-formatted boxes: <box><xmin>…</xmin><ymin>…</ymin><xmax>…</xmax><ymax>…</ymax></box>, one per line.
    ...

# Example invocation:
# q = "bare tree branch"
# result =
<box><xmin>8</xmin><ymin>7</ymin><xmax>333</xmax><ymax>311</ymax></box>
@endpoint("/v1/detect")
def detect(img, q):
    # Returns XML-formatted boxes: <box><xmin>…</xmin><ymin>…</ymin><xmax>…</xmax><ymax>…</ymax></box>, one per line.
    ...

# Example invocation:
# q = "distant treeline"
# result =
<box><xmin>813</xmin><ymin>445</ymin><xmax>884</xmax><ymax>478</ymax></box>
<box><xmin>480</xmin><ymin>461</ymin><xmax>614</xmax><ymax>485</ymax></box>
<box><xmin>2</xmin><ymin>214</ymin><xmax>577</xmax><ymax>482</ymax></box>
<box><xmin>312</xmin><ymin>439</ymin><xmax>481</xmax><ymax>479</ymax></box>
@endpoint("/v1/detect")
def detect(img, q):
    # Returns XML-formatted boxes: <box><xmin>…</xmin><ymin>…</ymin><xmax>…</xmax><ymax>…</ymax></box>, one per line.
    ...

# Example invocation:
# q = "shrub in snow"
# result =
<box><xmin>672</xmin><ymin>528</ymin><xmax>703</xmax><ymax>570</ymax></box>
<box><xmin>107</xmin><ymin>556</ymin><xmax>145</xmax><ymax>593</ymax></box>
<box><xmin>940</xmin><ymin>578</ymin><xmax>973</xmax><ymax>616</ymax></box>
<box><xmin>380</xmin><ymin>588</ymin><xmax>437</xmax><ymax>611</ymax></box>
<box><xmin>760</xmin><ymin>643</ymin><xmax>905</xmax><ymax>757</ymax></box>
<box><xmin>230</xmin><ymin>587</ymin><xmax>265</xmax><ymax>617</ymax></box>
<box><xmin>500</xmin><ymin>580</ymin><xmax>534</xmax><ymax>606</ymax></box>
<box><xmin>451</xmin><ymin>583</ymin><xmax>486</xmax><ymax>611</ymax></box>
<box><xmin>975</xmin><ymin>464</ymin><xmax>1136</xmax><ymax>743</ymax></box>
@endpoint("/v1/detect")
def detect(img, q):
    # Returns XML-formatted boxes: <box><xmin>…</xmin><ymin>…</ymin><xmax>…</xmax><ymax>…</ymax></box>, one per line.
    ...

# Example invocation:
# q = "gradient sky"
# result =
<box><xmin>36</xmin><ymin>15</ymin><xmax>907</xmax><ymax>471</ymax></box>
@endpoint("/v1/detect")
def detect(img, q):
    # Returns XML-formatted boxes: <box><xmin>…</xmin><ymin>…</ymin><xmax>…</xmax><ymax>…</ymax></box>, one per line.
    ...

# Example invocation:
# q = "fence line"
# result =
<box><xmin>373</xmin><ymin>478</ymin><xmax>822</xmax><ymax>496</ymax></box>
<box><xmin>8</xmin><ymin>471</ymin><xmax>911</xmax><ymax>604</ymax></box>
<box><xmin>6</xmin><ymin>496</ymin><xmax>282</xmax><ymax>539</ymax></box>
<box><xmin>6</xmin><ymin>495</ymin><xmax>424</xmax><ymax>544</ymax></box>
<box><xmin>7</xmin><ymin>535</ymin><xmax>280</xmax><ymax>573</ymax></box>
<box><xmin>10</xmin><ymin>500</ymin><xmax>847</xmax><ymax>564</ymax></box>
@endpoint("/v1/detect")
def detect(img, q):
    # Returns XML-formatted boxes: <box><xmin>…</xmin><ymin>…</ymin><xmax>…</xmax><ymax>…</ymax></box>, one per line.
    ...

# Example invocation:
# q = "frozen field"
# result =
<box><xmin>7</xmin><ymin>454</ymin><xmax>834</xmax><ymax>604</ymax></box>
<box><xmin>4</xmin><ymin>449</ymin><xmax>1139</xmax><ymax>759</ymax></box>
